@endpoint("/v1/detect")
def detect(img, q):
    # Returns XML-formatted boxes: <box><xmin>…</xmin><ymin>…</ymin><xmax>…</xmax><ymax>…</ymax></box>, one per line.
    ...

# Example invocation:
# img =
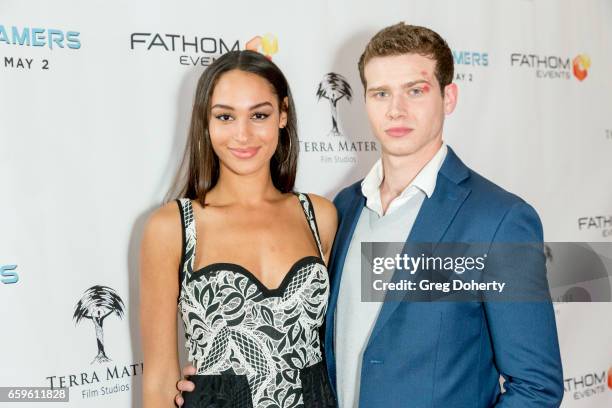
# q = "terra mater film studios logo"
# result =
<box><xmin>298</xmin><ymin>72</ymin><xmax>376</xmax><ymax>163</ymax></box>
<box><xmin>510</xmin><ymin>52</ymin><xmax>591</xmax><ymax>81</ymax></box>
<box><xmin>317</xmin><ymin>73</ymin><xmax>353</xmax><ymax>137</ymax></box>
<box><xmin>73</xmin><ymin>285</ymin><xmax>126</xmax><ymax>364</ymax></box>
<box><xmin>45</xmin><ymin>285</ymin><xmax>143</xmax><ymax>400</ymax></box>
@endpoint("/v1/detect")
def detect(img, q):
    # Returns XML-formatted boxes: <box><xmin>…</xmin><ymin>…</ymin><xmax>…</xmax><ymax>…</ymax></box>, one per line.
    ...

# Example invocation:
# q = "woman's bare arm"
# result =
<box><xmin>140</xmin><ymin>202</ymin><xmax>182</xmax><ymax>407</ymax></box>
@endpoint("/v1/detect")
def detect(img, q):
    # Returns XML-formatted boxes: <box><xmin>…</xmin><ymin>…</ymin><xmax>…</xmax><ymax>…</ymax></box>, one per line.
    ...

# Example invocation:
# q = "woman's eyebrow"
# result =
<box><xmin>210</xmin><ymin>101</ymin><xmax>273</xmax><ymax>110</ymax></box>
<box><xmin>249</xmin><ymin>101</ymin><xmax>273</xmax><ymax>110</ymax></box>
<box><xmin>210</xmin><ymin>104</ymin><xmax>234</xmax><ymax>110</ymax></box>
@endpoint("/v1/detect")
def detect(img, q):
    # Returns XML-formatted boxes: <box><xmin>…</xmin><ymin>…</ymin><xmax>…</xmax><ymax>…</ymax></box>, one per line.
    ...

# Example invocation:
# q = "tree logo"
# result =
<box><xmin>73</xmin><ymin>285</ymin><xmax>125</xmax><ymax>364</ymax></box>
<box><xmin>317</xmin><ymin>73</ymin><xmax>353</xmax><ymax>137</ymax></box>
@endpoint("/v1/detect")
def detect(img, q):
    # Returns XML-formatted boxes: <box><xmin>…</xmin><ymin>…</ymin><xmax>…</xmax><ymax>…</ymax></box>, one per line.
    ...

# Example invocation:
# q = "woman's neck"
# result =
<box><xmin>208</xmin><ymin>164</ymin><xmax>281</xmax><ymax>207</ymax></box>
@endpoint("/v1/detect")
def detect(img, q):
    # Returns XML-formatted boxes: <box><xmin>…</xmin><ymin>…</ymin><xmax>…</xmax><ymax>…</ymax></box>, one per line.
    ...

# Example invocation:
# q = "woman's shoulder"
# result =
<box><xmin>140</xmin><ymin>200</ymin><xmax>185</xmax><ymax>284</ymax></box>
<box><xmin>299</xmin><ymin>192</ymin><xmax>337</xmax><ymax>234</ymax></box>
<box><xmin>298</xmin><ymin>193</ymin><xmax>337</xmax><ymax>257</ymax></box>
<box><xmin>142</xmin><ymin>200</ymin><xmax>183</xmax><ymax>246</ymax></box>
<box><xmin>300</xmin><ymin>193</ymin><xmax>336</xmax><ymax>218</ymax></box>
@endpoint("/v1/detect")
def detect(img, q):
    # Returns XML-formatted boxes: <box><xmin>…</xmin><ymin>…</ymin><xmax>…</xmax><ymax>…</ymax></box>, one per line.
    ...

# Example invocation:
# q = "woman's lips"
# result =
<box><xmin>228</xmin><ymin>146</ymin><xmax>261</xmax><ymax>159</ymax></box>
<box><xmin>385</xmin><ymin>127</ymin><xmax>413</xmax><ymax>137</ymax></box>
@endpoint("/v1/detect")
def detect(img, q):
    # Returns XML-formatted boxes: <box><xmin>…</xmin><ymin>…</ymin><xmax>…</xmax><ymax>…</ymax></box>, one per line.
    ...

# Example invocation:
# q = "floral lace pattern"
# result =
<box><xmin>176</xmin><ymin>193</ymin><xmax>335</xmax><ymax>408</ymax></box>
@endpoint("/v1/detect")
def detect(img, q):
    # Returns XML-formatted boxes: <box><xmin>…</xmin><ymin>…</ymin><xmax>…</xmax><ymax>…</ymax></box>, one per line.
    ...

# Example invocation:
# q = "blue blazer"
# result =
<box><xmin>324</xmin><ymin>146</ymin><xmax>564</xmax><ymax>407</ymax></box>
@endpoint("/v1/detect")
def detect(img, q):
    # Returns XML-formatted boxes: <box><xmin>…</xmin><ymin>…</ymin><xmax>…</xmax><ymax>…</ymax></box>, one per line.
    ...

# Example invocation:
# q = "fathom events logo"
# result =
<box><xmin>510</xmin><ymin>52</ymin><xmax>591</xmax><ymax>81</ymax></box>
<box><xmin>130</xmin><ymin>32</ymin><xmax>239</xmax><ymax>66</ymax></box>
<box><xmin>564</xmin><ymin>367</ymin><xmax>612</xmax><ymax>400</ymax></box>
<box><xmin>578</xmin><ymin>215</ymin><xmax>612</xmax><ymax>238</ymax></box>
<box><xmin>45</xmin><ymin>285</ymin><xmax>143</xmax><ymax>400</ymax></box>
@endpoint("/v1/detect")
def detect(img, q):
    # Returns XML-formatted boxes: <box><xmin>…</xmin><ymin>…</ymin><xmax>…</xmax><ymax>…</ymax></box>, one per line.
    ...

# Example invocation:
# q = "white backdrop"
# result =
<box><xmin>1</xmin><ymin>0</ymin><xmax>611</xmax><ymax>406</ymax></box>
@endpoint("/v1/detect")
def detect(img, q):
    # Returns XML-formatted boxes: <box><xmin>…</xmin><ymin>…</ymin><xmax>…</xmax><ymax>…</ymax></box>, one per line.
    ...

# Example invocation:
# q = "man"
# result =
<box><xmin>175</xmin><ymin>23</ymin><xmax>564</xmax><ymax>407</ymax></box>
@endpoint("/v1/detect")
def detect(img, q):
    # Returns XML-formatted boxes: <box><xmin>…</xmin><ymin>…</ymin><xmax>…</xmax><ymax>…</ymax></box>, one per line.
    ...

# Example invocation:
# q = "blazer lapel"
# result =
<box><xmin>325</xmin><ymin>190</ymin><xmax>365</xmax><ymax>393</ymax></box>
<box><xmin>326</xmin><ymin>192</ymin><xmax>366</xmax><ymax>332</ymax></box>
<box><xmin>366</xmin><ymin>147</ymin><xmax>471</xmax><ymax>344</ymax></box>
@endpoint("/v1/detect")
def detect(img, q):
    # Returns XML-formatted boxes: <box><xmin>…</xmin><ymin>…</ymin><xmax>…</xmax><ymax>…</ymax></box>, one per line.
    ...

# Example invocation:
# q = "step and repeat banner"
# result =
<box><xmin>1</xmin><ymin>0</ymin><xmax>611</xmax><ymax>406</ymax></box>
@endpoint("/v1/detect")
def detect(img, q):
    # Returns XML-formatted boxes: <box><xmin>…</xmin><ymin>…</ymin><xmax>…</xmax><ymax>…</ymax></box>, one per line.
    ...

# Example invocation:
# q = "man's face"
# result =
<box><xmin>364</xmin><ymin>53</ymin><xmax>457</xmax><ymax>158</ymax></box>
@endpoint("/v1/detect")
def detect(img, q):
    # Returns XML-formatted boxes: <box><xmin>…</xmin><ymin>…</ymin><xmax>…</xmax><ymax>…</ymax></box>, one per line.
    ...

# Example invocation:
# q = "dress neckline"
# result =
<box><xmin>179</xmin><ymin>192</ymin><xmax>326</xmax><ymax>297</ymax></box>
<box><xmin>188</xmin><ymin>255</ymin><xmax>325</xmax><ymax>297</ymax></box>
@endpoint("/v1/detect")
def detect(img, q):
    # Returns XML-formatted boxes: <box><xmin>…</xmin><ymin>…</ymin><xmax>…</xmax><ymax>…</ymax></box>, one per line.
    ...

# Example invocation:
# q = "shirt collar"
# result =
<box><xmin>361</xmin><ymin>142</ymin><xmax>448</xmax><ymax>208</ymax></box>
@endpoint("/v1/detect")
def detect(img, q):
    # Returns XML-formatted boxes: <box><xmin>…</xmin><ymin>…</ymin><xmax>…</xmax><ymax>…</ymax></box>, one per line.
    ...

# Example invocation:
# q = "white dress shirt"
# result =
<box><xmin>334</xmin><ymin>143</ymin><xmax>447</xmax><ymax>408</ymax></box>
<box><xmin>361</xmin><ymin>143</ymin><xmax>448</xmax><ymax>217</ymax></box>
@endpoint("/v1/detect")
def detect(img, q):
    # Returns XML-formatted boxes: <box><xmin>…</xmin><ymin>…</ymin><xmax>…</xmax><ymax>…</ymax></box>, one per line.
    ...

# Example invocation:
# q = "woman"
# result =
<box><xmin>140</xmin><ymin>50</ymin><xmax>337</xmax><ymax>407</ymax></box>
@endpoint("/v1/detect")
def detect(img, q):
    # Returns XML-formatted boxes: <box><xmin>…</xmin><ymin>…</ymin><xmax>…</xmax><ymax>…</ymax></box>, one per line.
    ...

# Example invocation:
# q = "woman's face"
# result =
<box><xmin>208</xmin><ymin>69</ymin><xmax>287</xmax><ymax>178</ymax></box>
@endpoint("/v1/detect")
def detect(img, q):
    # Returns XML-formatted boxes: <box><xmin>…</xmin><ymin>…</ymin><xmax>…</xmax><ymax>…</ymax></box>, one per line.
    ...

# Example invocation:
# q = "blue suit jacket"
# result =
<box><xmin>324</xmin><ymin>146</ymin><xmax>564</xmax><ymax>407</ymax></box>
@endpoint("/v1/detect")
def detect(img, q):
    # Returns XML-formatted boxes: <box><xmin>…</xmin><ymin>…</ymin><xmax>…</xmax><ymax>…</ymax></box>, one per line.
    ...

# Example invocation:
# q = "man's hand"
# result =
<box><xmin>174</xmin><ymin>364</ymin><xmax>196</xmax><ymax>407</ymax></box>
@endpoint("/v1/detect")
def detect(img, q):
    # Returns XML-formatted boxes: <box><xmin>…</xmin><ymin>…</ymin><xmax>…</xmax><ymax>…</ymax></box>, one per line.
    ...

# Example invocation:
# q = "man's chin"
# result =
<box><xmin>380</xmin><ymin>143</ymin><xmax>422</xmax><ymax>158</ymax></box>
<box><xmin>379</xmin><ymin>135</ymin><xmax>444</xmax><ymax>159</ymax></box>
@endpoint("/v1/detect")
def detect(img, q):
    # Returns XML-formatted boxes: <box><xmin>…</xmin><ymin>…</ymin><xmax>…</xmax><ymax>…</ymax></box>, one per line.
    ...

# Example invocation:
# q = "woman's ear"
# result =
<box><xmin>280</xmin><ymin>96</ymin><xmax>289</xmax><ymax>128</ymax></box>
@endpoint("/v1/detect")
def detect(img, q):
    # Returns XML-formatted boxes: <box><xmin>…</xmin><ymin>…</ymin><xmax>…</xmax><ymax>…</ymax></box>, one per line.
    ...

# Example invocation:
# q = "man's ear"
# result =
<box><xmin>443</xmin><ymin>83</ymin><xmax>458</xmax><ymax>115</ymax></box>
<box><xmin>280</xmin><ymin>96</ymin><xmax>289</xmax><ymax>128</ymax></box>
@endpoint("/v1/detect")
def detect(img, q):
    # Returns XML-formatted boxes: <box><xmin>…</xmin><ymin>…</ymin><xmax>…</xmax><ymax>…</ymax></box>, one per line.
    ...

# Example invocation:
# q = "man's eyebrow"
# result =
<box><xmin>210</xmin><ymin>102</ymin><xmax>274</xmax><ymax>110</ymax></box>
<box><xmin>366</xmin><ymin>80</ymin><xmax>432</xmax><ymax>93</ymax></box>
<box><xmin>366</xmin><ymin>86</ymin><xmax>389</xmax><ymax>93</ymax></box>
<box><xmin>401</xmin><ymin>79</ymin><xmax>431</xmax><ymax>88</ymax></box>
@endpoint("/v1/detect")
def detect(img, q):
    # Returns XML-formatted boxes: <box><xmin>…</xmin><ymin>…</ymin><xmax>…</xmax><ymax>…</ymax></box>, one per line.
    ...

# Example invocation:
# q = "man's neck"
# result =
<box><xmin>379</xmin><ymin>139</ymin><xmax>443</xmax><ymax>214</ymax></box>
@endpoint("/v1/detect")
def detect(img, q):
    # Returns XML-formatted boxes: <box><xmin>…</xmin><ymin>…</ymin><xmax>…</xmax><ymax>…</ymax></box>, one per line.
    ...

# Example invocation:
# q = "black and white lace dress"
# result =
<box><xmin>176</xmin><ymin>193</ymin><xmax>335</xmax><ymax>408</ymax></box>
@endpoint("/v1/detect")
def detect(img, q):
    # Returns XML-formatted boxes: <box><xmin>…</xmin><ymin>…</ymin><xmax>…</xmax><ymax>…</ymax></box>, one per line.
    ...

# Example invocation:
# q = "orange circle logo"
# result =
<box><xmin>245</xmin><ymin>33</ymin><xmax>278</xmax><ymax>60</ymax></box>
<box><xmin>572</xmin><ymin>54</ymin><xmax>591</xmax><ymax>81</ymax></box>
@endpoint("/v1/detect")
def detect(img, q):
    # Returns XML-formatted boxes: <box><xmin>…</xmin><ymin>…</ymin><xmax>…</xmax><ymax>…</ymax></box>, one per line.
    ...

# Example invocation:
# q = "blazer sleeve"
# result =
<box><xmin>483</xmin><ymin>201</ymin><xmax>564</xmax><ymax>407</ymax></box>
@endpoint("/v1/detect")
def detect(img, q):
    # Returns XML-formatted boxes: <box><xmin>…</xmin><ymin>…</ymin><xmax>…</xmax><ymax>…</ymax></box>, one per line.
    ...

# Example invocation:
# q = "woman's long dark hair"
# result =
<box><xmin>167</xmin><ymin>50</ymin><xmax>298</xmax><ymax>206</ymax></box>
